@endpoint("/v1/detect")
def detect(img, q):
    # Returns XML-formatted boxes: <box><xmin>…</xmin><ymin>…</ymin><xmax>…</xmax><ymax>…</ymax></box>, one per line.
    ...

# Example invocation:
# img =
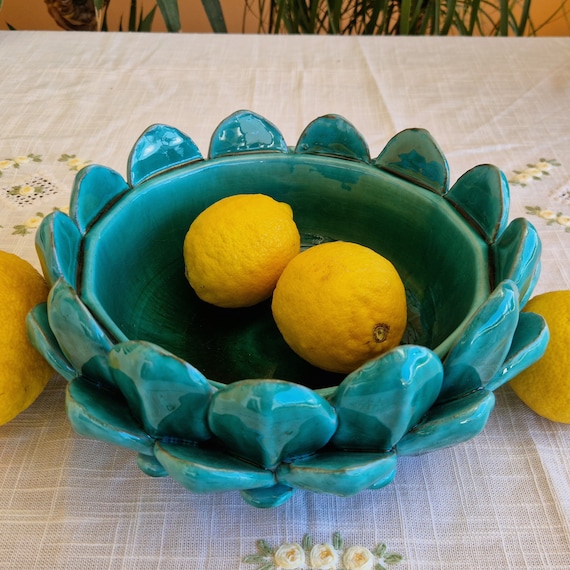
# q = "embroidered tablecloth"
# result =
<box><xmin>0</xmin><ymin>31</ymin><xmax>569</xmax><ymax>569</ymax></box>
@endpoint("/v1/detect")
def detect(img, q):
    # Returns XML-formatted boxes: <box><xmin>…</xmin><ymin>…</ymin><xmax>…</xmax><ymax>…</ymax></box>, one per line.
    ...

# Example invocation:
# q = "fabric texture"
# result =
<box><xmin>0</xmin><ymin>32</ymin><xmax>569</xmax><ymax>569</ymax></box>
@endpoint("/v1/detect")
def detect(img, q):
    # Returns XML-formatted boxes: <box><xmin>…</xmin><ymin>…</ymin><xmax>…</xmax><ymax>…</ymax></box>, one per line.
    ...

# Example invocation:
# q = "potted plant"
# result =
<box><xmin>170</xmin><ymin>0</ymin><xmax>566</xmax><ymax>36</ymax></box>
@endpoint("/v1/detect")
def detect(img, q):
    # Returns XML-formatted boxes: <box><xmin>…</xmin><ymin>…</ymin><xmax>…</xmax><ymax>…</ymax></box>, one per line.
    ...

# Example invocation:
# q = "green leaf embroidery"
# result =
<box><xmin>12</xmin><ymin>225</ymin><xmax>31</xmax><ymax>236</ymax></box>
<box><xmin>385</xmin><ymin>552</ymin><xmax>404</xmax><ymax>564</ymax></box>
<box><xmin>302</xmin><ymin>533</ymin><xmax>313</xmax><ymax>550</ymax></box>
<box><xmin>373</xmin><ymin>543</ymin><xmax>387</xmax><ymax>557</ymax></box>
<box><xmin>256</xmin><ymin>539</ymin><xmax>274</xmax><ymax>557</ymax></box>
<box><xmin>332</xmin><ymin>531</ymin><xmax>343</xmax><ymax>551</ymax></box>
<box><xmin>243</xmin><ymin>555</ymin><xmax>268</xmax><ymax>564</ymax></box>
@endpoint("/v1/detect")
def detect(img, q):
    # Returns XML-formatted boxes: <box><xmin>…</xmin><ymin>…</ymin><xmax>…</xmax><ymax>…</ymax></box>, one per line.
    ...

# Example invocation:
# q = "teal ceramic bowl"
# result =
<box><xmin>27</xmin><ymin>111</ymin><xmax>549</xmax><ymax>508</ymax></box>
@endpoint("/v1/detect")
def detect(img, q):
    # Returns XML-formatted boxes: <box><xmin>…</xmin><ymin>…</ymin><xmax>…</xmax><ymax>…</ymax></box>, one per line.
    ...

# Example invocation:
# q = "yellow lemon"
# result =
<box><xmin>271</xmin><ymin>241</ymin><xmax>407</xmax><ymax>374</ymax></box>
<box><xmin>510</xmin><ymin>290</ymin><xmax>570</xmax><ymax>423</ymax></box>
<box><xmin>0</xmin><ymin>251</ymin><xmax>54</xmax><ymax>426</ymax></box>
<box><xmin>183</xmin><ymin>194</ymin><xmax>300</xmax><ymax>308</ymax></box>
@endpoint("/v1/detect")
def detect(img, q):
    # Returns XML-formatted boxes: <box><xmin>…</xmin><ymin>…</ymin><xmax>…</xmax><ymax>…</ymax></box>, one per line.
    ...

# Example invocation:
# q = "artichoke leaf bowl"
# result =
<box><xmin>27</xmin><ymin>111</ymin><xmax>549</xmax><ymax>508</ymax></box>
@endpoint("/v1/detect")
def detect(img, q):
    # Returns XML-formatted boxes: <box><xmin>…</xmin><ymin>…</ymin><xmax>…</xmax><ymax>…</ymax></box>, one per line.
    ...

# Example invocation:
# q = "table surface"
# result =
<box><xmin>1</xmin><ymin>31</ymin><xmax>569</xmax><ymax>570</ymax></box>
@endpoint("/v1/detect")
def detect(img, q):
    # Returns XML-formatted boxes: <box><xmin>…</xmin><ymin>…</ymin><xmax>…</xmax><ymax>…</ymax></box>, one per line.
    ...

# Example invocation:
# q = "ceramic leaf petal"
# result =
<box><xmin>208</xmin><ymin>379</ymin><xmax>337</xmax><ymax>469</ymax></box>
<box><xmin>154</xmin><ymin>441</ymin><xmax>275</xmax><ymax>493</ymax></box>
<box><xmin>331</xmin><ymin>346</ymin><xmax>443</xmax><ymax>451</ymax></box>
<box><xmin>240</xmin><ymin>484</ymin><xmax>295</xmax><ymax>509</ymax></box>
<box><xmin>525</xmin><ymin>261</ymin><xmax>542</xmax><ymax>310</ymax></box>
<box><xmin>35</xmin><ymin>210</ymin><xmax>81</xmax><ymax>288</ymax></box>
<box><xmin>486</xmin><ymin>311</ymin><xmax>549</xmax><ymax>391</ymax></box>
<box><xmin>295</xmin><ymin>114</ymin><xmax>370</xmax><ymax>162</ymax></box>
<box><xmin>277</xmin><ymin>451</ymin><xmax>397</xmax><ymax>496</ymax></box>
<box><xmin>109</xmin><ymin>340</ymin><xmax>214</xmax><ymax>441</ymax></box>
<box><xmin>128</xmin><ymin>123</ymin><xmax>202</xmax><ymax>186</ymax></box>
<box><xmin>69</xmin><ymin>164</ymin><xmax>129</xmax><ymax>234</ymax></box>
<box><xmin>67</xmin><ymin>376</ymin><xmax>154</xmax><ymax>454</ymax></box>
<box><xmin>494</xmin><ymin>217</ymin><xmax>541</xmax><ymax>308</ymax></box>
<box><xmin>136</xmin><ymin>453</ymin><xmax>167</xmax><ymax>478</ymax></box>
<box><xmin>397</xmin><ymin>389</ymin><xmax>496</xmax><ymax>456</ymax></box>
<box><xmin>209</xmin><ymin>110</ymin><xmax>288</xmax><ymax>158</ymax></box>
<box><xmin>375</xmin><ymin>128</ymin><xmax>449</xmax><ymax>194</ymax></box>
<box><xmin>438</xmin><ymin>280</ymin><xmax>519</xmax><ymax>402</ymax></box>
<box><xmin>444</xmin><ymin>164</ymin><xmax>509</xmax><ymax>244</ymax></box>
<box><xmin>26</xmin><ymin>303</ymin><xmax>76</xmax><ymax>381</ymax></box>
<box><xmin>47</xmin><ymin>278</ymin><xmax>115</xmax><ymax>387</ymax></box>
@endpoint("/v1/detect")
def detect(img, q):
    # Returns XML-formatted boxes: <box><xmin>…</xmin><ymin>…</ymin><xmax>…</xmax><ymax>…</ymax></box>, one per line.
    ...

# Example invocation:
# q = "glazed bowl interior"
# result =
<box><xmin>82</xmin><ymin>153</ymin><xmax>490</xmax><ymax>390</ymax></box>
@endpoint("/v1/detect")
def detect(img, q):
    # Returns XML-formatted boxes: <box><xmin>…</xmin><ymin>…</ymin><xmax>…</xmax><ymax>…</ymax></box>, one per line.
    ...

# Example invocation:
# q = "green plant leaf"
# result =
<box><xmin>129</xmin><ymin>0</ymin><xmax>137</xmax><ymax>32</ymax></box>
<box><xmin>499</xmin><ymin>0</ymin><xmax>509</xmax><ymax>35</ymax></box>
<box><xmin>157</xmin><ymin>0</ymin><xmax>181</xmax><ymax>32</ymax></box>
<box><xmin>399</xmin><ymin>0</ymin><xmax>411</xmax><ymax>34</ymax></box>
<box><xmin>201</xmin><ymin>0</ymin><xmax>227</xmax><ymax>32</ymax></box>
<box><xmin>139</xmin><ymin>5</ymin><xmax>158</xmax><ymax>31</ymax></box>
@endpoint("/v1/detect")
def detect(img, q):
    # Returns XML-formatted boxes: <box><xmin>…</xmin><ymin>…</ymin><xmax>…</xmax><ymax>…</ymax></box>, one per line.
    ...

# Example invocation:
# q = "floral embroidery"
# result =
<box><xmin>274</xmin><ymin>543</ymin><xmax>306</xmax><ymax>569</ymax></box>
<box><xmin>243</xmin><ymin>533</ymin><xmax>403</xmax><ymax>570</ymax></box>
<box><xmin>525</xmin><ymin>206</ymin><xmax>570</xmax><ymax>232</ymax></box>
<box><xmin>0</xmin><ymin>153</ymin><xmax>42</xmax><ymax>176</ymax></box>
<box><xmin>11</xmin><ymin>206</ymin><xmax>68</xmax><ymax>236</ymax></box>
<box><xmin>12</xmin><ymin>212</ymin><xmax>45</xmax><ymax>236</ymax></box>
<box><xmin>4</xmin><ymin>175</ymin><xmax>60</xmax><ymax>206</ymax></box>
<box><xmin>309</xmin><ymin>543</ymin><xmax>338</xmax><ymax>569</ymax></box>
<box><xmin>509</xmin><ymin>159</ymin><xmax>560</xmax><ymax>187</ymax></box>
<box><xmin>58</xmin><ymin>153</ymin><xmax>91</xmax><ymax>172</ymax></box>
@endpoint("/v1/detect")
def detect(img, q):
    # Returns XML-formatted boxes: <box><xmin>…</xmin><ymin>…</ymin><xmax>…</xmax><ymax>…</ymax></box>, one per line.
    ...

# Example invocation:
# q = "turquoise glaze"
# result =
<box><xmin>27</xmin><ymin>111</ymin><xmax>549</xmax><ymax>508</ymax></box>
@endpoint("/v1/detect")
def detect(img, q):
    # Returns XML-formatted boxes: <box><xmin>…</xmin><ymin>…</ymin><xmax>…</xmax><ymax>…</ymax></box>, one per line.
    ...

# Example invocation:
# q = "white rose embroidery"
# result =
<box><xmin>274</xmin><ymin>542</ymin><xmax>306</xmax><ymax>569</ymax></box>
<box><xmin>342</xmin><ymin>545</ymin><xmax>374</xmax><ymax>570</ymax></box>
<box><xmin>309</xmin><ymin>543</ymin><xmax>338</xmax><ymax>569</ymax></box>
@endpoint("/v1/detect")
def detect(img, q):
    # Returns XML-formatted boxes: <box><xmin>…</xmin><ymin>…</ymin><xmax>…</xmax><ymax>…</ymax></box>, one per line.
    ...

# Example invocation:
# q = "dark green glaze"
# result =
<box><xmin>208</xmin><ymin>379</ymin><xmax>337</xmax><ymax>469</ymax></box>
<box><xmin>397</xmin><ymin>389</ymin><xmax>496</xmax><ymax>456</ymax></box>
<box><xmin>438</xmin><ymin>280</ymin><xmax>520</xmax><ymax>403</ymax></box>
<box><xmin>277</xmin><ymin>451</ymin><xmax>397</xmax><ymax>497</ymax></box>
<box><xmin>154</xmin><ymin>441</ymin><xmax>275</xmax><ymax>493</ymax></box>
<box><xmin>109</xmin><ymin>340</ymin><xmax>215</xmax><ymax>441</ymax></box>
<box><xmin>331</xmin><ymin>345</ymin><xmax>443</xmax><ymax>451</ymax></box>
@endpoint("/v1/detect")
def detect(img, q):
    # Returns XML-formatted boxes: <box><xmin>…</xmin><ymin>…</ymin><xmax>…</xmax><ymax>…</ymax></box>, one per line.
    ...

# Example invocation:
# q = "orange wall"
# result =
<box><xmin>1</xmin><ymin>0</ymin><xmax>569</xmax><ymax>35</ymax></box>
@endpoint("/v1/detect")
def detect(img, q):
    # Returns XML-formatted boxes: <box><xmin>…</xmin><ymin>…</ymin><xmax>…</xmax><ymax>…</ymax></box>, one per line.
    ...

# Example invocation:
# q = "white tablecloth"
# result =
<box><xmin>0</xmin><ymin>31</ymin><xmax>569</xmax><ymax>569</ymax></box>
